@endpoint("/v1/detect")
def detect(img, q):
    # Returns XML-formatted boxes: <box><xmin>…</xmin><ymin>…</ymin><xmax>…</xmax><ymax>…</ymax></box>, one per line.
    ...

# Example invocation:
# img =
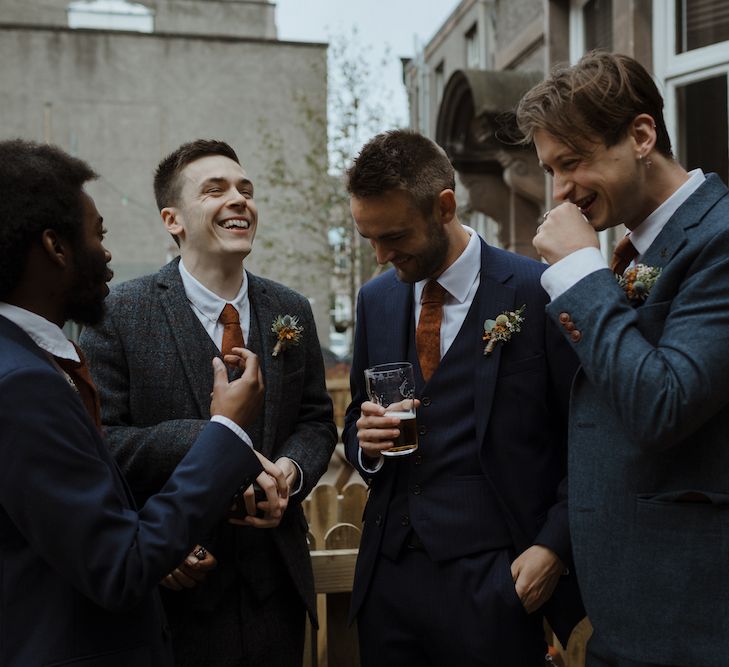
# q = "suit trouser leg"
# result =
<box><xmin>357</xmin><ymin>546</ymin><xmax>546</xmax><ymax>667</ymax></box>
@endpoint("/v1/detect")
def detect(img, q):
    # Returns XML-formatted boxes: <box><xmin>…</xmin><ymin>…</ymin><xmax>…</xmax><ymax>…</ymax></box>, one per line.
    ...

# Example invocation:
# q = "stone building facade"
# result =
<box><xmin>0</xmin><ymin>0</ymin><xmax>332</xmax><ymax>341</ymax></box>
<box><xmin>405</xmin><ymin>0</ymin><xmax>729</xmax><ymax>259</ymax></box>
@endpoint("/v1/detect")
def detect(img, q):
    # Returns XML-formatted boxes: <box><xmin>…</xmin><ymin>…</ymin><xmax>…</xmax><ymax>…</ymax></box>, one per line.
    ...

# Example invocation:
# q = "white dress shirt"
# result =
<box><xmin>0</xmin><ymin>301</ymin><xmax>251</xmax><ymax>446</ymax></box>
<box><xmin>178</xmin><ymin>260</ymin><xmax>303</xmax><ymax>491</ymax></box>
<box><xmin>541</xmin><ymin>169</ymin><xmax>706</xmax><ymax>300</ymax></box>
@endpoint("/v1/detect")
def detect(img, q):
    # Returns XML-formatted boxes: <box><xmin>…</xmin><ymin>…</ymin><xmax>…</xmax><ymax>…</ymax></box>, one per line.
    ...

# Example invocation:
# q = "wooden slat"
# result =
<box><xmin>307</xmin><ymin>484</ymin><xmax>339</xmax><ymax>548</ymax></box>
<box><xmin>324</xmin><ymin>522</ymin><xmax>361</xmax><ymax>550</ymax></box>
<box><xmin>339</xmin><ymin>483</ymin><xmax>367</xmax><ymax>530</ymax></box>
<box><xmin>310</xmin><ymin>548</ymin><xmax>358</xmax><ymax>594</ymax></box>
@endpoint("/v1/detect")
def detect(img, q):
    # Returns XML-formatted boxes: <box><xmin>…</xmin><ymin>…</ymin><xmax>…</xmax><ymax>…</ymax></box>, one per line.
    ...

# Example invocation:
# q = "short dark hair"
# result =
<box><xmin>0</xmin><ymin>139</ymin><xmax>97</xmax><ymax>300</ymax></box>
<box><xmin>346</xmin><ymin>130</ymin><xmax>456</xmax><ymax>217</ymax></box>
<box><xmin>515</xmin><ymin>51</ymin><xmax>672</xmax><ymax>158</ymax></box>
<box><xmin>153</xmin><ymin>139</ymin><xmax>240</xmax><ymax>211</ymax></box>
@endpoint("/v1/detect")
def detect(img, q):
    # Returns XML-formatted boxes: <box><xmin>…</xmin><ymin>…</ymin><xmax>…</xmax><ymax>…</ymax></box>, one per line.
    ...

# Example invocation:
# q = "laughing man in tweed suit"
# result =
<box><xmin>518</xmin><ymin>52</ymin><xmax>729</xmax><ymax>667</ymax></box>
<box><xmin>80</xmin><ymin>140</ymin><xmax>337</xmax><ymax>667</ymax></box>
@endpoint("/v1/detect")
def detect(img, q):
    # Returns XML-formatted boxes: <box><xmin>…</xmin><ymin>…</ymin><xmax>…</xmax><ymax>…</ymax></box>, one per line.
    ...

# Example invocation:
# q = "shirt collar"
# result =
<box><xmin>629</xmin><ymin>169</ymin><xmax>705</xmax><ymax>255</ymax></box>
<box><xmin>0</xmin><ymin>302</ymin><xmax>79</xmax><ymax>361</ymax></box>
<box><xmin>178</xmin><ymin>259</ymin><xmax>248</xmax><ymax>323</ymax></box>
<box><xmin>414</xmin><ymin>225</ymin><xmax>480</xmax><ymax>304</ymax></box>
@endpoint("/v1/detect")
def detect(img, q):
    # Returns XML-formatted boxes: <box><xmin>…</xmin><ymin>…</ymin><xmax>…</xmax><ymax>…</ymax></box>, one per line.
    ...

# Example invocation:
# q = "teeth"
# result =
<box><xmin>220</xmin><ymin>219</ymin><xmax>249</xmax><ymax>230</ymax></box>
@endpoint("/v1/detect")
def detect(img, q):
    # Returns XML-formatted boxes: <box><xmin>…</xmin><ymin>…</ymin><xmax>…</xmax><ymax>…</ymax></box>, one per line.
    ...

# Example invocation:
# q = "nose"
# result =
<box><xmin>371</xmin><ymin>241</ymin><xmax>394</xmax><ymax>266</ymax></box>
<box><xmin>552</xmin><ymin>172</ymin><xmax>573</xmax><ymax>202</ymax></box>
<box><xmin>228</xmin><ymin>188</ymin><xmax>247</xmax><ymax>208</ymax></box>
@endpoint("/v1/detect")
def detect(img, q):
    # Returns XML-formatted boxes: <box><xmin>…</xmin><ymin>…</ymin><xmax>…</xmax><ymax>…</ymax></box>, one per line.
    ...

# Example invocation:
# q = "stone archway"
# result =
<box><xmin>435</xmin><ymin>69</ymin><xmax>545</xmax><ymax>258</ymax></box>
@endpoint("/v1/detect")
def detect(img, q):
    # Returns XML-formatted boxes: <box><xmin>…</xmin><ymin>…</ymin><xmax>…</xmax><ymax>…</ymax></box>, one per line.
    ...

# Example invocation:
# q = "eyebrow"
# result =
<box><xmin>199</xmin><ymin>176</ymin><xmax>253</xmax><ymax>190</ymax></box>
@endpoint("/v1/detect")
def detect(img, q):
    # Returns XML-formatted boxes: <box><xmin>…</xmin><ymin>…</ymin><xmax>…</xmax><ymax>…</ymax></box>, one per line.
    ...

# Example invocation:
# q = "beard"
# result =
<box><xmin>65</xmin><ymin>244</ymin><xmax>111</xmax><ymax>327</ymax></box>
<box><xmin>394</xmin><ymin>215</ymin><xmax>450</xmax><ymax>284</ymax></box>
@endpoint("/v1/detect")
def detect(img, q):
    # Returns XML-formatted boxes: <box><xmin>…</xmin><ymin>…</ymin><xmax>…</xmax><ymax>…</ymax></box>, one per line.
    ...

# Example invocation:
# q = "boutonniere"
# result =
<box><xmin>616</xmin><ymin>264</ymin><xmax>661</xmax><ymax>301</ymax></box>
<box><xmin>482</xmin><ymin>305</ymin><xmax>526</xmax><ymax>356</ymax></box>
<box><xmin>271</xmin><ymin>314</ymin><xmax>303</xmax><ymax>357</ymax></box>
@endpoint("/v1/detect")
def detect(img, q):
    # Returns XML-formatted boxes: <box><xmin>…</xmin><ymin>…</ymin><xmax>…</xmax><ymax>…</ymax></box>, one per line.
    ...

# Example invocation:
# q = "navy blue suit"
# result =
<box><xmin>0</xmin><ymin>315</ymin><xmax>262</xmax><ymax>666</ymax></box>
<box><xmin>343</xmin><ymin>239</ymin><xmax>584</xmax><ymax>663</ymax></box>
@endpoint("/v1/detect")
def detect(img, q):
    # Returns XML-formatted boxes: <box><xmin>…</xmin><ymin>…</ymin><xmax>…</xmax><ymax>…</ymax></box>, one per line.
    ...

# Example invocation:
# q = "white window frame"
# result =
<box><xmin>653</xmin><ymin>2</ymin><xmax>729</xmax><ymax>168</ymax></box>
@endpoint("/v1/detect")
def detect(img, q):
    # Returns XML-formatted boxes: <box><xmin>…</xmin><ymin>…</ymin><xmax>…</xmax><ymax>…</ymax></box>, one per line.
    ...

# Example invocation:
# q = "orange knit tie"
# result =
<box><xmin>219</xmin><ymin>303</ymin><xmax>245</xmax><ymax>356</ymax></box>
<box><xmin>416</xmin><ymin>280</ymin><xmax>448</xmax><ymax>382</ymax></box>
<box><xmin>610</xmin><ymin>235</ymin><xmax>639</xmax><ymax>275</ymax></box>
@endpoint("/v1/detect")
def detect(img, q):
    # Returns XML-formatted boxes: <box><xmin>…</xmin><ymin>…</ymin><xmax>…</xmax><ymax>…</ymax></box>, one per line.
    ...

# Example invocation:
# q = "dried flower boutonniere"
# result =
<box><xmin>271</xmin><ymin>314</ymin><xmax>303</xmax><ymax>357</ymax></box>
<box><xmin>616</xmin><ymin>264</ymin><xmax>661</xmax><ymax>301</ymax></box>
<box><xmin>482</xmin><ymin>305</ymin><xmax>526</xmax><ymax>356</ymax></box>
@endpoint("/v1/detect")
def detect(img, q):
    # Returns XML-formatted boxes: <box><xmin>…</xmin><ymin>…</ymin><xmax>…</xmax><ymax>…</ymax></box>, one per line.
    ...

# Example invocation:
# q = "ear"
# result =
<box><xmin>40</xmin><ymin>229</ymin><xmax>71</xmax><ymax>269</ymax></box>
<box><xmin>161</xmin><ymin>207</ymin><xmax>184</xmax><ymax>242</ymax></box>
<box><xmin>630</xmin><ymin>113</ymin><xmax>657</xmax><ymax>158</ymax></box>
<box><xmin>437</xmin><ymin>189</ymin><xmax>457</xmax><ymax>224</ymax></box>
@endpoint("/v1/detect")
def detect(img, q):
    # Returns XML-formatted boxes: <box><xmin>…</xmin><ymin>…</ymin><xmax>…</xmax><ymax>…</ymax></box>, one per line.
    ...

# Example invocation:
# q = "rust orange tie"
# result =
<box><xmin>610</xmin><ymin>235</ymin><xmax>639</xmax><ymax>275</ymax></box>
<box><xmin>54</xmin><ymin>343</ymin><xmax>102</xmax><ymax>432</ymax></box>
<box><xmin>219</xmin><ymin>303</ymin><xmax>245</xmax><ymax>357</ymax></box>
<box><xmin>416</xmin><ymin>280</ymin><xmax>448</xmax><ymax>382</ymax></box>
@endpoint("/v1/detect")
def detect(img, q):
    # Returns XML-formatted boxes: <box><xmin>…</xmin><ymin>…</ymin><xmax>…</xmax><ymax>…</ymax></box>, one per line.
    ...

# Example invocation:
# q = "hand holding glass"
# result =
<box><xmin>364</xmin><ymin>362</ymin><xmax>418</xmax><ymax>457</ymax></box>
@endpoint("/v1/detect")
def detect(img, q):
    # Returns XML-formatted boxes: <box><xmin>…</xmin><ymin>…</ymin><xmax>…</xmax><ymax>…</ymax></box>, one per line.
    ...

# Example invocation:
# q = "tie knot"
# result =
<box><xmin>610</xmin><ymin>235</ymin><xmax>640</xmax><ymax>274</ymax></box>
<box><xmin>422</xmin><ymin>280</ymin><xmax>448</xmax><ymax>305</ymax></box>
<box><xmin>219</xmin><ymin>303</ymin><xmax>240</xmax><ymax>325</ymax></box>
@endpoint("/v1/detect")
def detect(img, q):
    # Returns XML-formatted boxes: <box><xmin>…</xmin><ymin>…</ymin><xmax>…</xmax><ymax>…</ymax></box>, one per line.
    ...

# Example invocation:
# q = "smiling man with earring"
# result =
<box><xmin>80</xmin><ymin>139</ymin><xmax>336</xmax><ymax>666</ymax></box>
<box><xmin>517</xmin><ymin>51</ymin><xmax>729</xmax><ymax>666</ymax></box>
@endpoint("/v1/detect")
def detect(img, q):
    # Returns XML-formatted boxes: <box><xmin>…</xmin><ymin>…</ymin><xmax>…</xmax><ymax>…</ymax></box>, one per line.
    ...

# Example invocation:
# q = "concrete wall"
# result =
<box><xmin>0</xmin><ymin>0</ymin><xmax>276</xmax><ymax>38</ymax></box>
<box><xmin>0</xmin><ymin>21</ymin><xmax>331</xmax><ymax>342</ymax></box>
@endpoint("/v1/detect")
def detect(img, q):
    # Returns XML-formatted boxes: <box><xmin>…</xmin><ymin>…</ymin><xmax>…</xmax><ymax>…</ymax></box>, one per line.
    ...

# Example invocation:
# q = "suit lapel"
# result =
<box><xmin>247</xmin><ymin>273</ymin><xmax>279</xmax><ymax>458</ymax></box>
<box><xmin>473</xmin><ymin>240</ymin><xmax>515</xmax><ymax>448</ymax></box>
<box><xmin>377</xmin><ymin>273</ymin><xmax>412</xmax><ymax>364</ymax></box>
<box><xmin>641</xmin><ymin>173</ymin><xmax>728</xmax><ymax>269</ymax></box>
<box><xmin>156</xmin><ymin>259</ymin><xmax>218</xmax><ymax>418</ymax></box>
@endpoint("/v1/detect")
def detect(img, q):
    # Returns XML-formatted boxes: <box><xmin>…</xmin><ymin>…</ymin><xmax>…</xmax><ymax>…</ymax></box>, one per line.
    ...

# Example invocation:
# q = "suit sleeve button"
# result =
<box><xmin>559</xmin><ymin>312</ymin><xmax>570</xmax><ymax>323</ymax></box>
<box><xmin>421</xmin><ymin>396</ymin><xmax>431</xmax><ymax>406</ymax></box>
<box><xmin>375</xmin><ymin>514</ymin><xmax>382</xmax><ymax>526</ymax></box>
<box><xmin>565</xmin><ymin>322</ymin><xmax>576</xmax><ymax>332</ymax></box>
<box><xmin>412</xmin><ymin>484</ymin><xmax>421</xmax><ymax>495</ymax></box>
<box><xmin>570</xmin><ymin>330</ymin><xmax>582</xmax><ymax>342</ymax></box>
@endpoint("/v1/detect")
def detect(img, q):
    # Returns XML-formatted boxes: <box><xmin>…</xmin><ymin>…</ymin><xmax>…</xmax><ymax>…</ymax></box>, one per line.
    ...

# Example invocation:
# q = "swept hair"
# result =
<box><xmin>153</xmin><ymin>139</ymin><xmax>240</xmax><ymax>211</ymax></box>
<box><xmin>0</xmin><ymin>139</ymin><xmax>96</xmax><ymax>299</ymax></box>
<box><xmin>515</xmin><ymin>51</ymin><xmax>672</xmax><ymax>157</ymax></box>
<box><xmin>346</xmin><ymin>129</ymin><xmax>455</xmax><ymax>217</ymax></box>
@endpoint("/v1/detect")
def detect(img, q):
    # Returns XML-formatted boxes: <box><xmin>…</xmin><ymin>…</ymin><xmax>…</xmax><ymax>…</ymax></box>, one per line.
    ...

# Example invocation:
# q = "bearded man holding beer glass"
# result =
<box><xmin>343</xmin><ymin>129</ymin><xmax>584</xmax><ymax>665</ymax></box>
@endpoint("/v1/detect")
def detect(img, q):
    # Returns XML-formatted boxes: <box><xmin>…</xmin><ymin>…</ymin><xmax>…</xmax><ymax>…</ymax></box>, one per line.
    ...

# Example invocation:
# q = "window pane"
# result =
<box><xmin>676</xmin><ymin>0</ymin><xmax>729</xmax><ymax>53</ymax></box>
<box><xmin>676</xmin><ymin>74</ymin><xmax>728</xmax><ymax>184</ymax></box>
<box><xmin>584</xmin><ymin>0</ymin><xmax>613</xmax><ymax>51</ymax></box>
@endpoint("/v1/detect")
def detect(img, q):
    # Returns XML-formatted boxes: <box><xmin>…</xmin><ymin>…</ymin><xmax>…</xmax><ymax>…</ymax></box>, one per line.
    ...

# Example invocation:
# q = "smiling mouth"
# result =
<box><xmin>218</xmin><ymin>219</ymin><xmax>250</xmax><ymax>230</ymax></box>
<box><xmin>575</xmin><ymin>193</ymin><xmax>597</xmax><ymax>214</ymax></box>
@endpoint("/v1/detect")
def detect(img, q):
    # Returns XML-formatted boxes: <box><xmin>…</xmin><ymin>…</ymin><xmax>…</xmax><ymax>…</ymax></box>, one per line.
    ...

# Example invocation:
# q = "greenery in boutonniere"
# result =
<box><xmin>617</xmin><ymin>264</ymin><xmax>661</xmax><ymax>301</ymax></box>
<box><xmin>271</xmin><ymin>314</ymin><xmax>303</xmax><ymax>357</ymax></box>
<box><xmin>482</xmin><ymin>305</ymin><xmax>526</xmax><ymax>356</ymax></box>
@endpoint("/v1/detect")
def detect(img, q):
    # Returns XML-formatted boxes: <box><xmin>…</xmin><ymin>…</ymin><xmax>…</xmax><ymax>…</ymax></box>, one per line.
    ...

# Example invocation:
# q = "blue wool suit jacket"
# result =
<box><xmin>549</xmin><ymin>174</ymin><xmax>729</xmax><ymax>666</ymax></box>
<box><xmin>0</xmin><ymin>315</ymin><xmax>262</xmax><ymax>666</ymax></box>
<box><xmin>343</xmin><ymin>238</ymin><xmax>585</xmax><ymax>645</ymax></box>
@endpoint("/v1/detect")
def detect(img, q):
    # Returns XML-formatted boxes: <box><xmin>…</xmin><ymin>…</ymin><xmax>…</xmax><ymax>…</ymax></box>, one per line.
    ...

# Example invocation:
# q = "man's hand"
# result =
<box><xmin>356</xmin><ymin>399</ymin><xmax>420</xmax><ymax>460</ymax></box>
<box><xmin>228</xmin><ymin>452</ymin><xmax>289</xmax><ymax>529</ymax></box>
<box><xmin>210</xmin><ymin>348</ymin><xmax>264</xmax><ymax>427</ymax></box>
<box><xmin>160</xmin><ymin>545</ymin><xmax>217</xmax><ymax>591</ymax></box>
<box><xmin>510</xmin><ymin>545</ymin><xmax>565</xmax><ymax>614</ymax></box>
<box><xmin>276</xmin><ymin>456</ymin><xmax>300</xmax><ymax>494</ymax></box>
<box><xmin>533</xmin><ymin>202</ymin><xmax>600</xmax><ymax>265</ymax></box>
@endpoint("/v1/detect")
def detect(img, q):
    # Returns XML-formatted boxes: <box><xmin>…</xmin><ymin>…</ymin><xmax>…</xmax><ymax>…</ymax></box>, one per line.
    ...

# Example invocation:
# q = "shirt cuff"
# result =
<box><xmin>210</xmin><ymin>415</ymin><xmax>254</xmax><ymax>450</ymax></box>
<box><xmin>540</xmin><ymin>247</ymin><xmax>607</xmax><ymax>300</ymax></box>
<box><xmin>358</xmin><ymin>448</ymin><xmax>384</xmax><ymax>473</ymax></box>
<box><xmin>277</xmin><ymin>457</ymin><xmax>304</xmax><ymax>496</ymax></box>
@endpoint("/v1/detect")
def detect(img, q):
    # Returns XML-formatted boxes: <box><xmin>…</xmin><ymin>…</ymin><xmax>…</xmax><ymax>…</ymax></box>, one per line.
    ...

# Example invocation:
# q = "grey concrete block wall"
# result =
<box><xmin>0</xmin><ymin>21</ymin><xmax>332</xmax><ymax>343</ymax></box>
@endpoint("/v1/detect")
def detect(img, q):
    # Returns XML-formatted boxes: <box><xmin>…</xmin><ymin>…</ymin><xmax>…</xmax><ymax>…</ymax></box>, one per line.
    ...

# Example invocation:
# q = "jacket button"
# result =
<box><xmin>570</xmin><ymin>330</ymin><xmax>582</xmax><ymax>342</ymax></box>
<box><xmin>559</xmin><ymin>312</ymin><xmax>570</xmax><ymax>323</ymax></box>
<box><xmin>565</xmin><ymin>321</ymin><xmax>576</xmax><ymax>332</ymax></box>
<box><xmin>412</xmin><ymin>484</ymin><xmax>421</xmax><ymax>495</ymax></box>
<box><xmin>418</xmin><ymin>425</ymin><xmax>427</xmax><ymax>435</ymax></box>
<box><xmin>375</xmin><ymin>514</ymin><xmax>382</xmax><ymax>526</ymax></box>
<box><xmin>421</xmin><ymin>396</ymin><xmax>431</xmax><ymax>406</ymax></box>
<box><xmin>414</xmin><ymin>455</ymin><xmax>423</xmax><ymax>465</ymax></box>
<box><xmin>400</xmin><ymin>515</ymin><xmax>410</xmax><ymax>527</ymax></box>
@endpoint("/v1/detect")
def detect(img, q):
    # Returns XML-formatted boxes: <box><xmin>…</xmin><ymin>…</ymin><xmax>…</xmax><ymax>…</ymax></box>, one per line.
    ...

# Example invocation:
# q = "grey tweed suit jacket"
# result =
<box><xmin>80</xmin><ymin>258</ymin><xmax>337</xmax><ymax>628</ymax></box>
<box><xmin>548</xmin><ymin>174</ymin><xmax>729</xmax><ymax>666</ymax></box>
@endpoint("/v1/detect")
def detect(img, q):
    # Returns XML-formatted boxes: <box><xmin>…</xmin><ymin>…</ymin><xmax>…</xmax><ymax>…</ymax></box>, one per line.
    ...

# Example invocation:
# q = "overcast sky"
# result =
<box><xmin>274</xmin><ymin>0</ymin><xmax>461</xmax><ymax>124</ymax></box>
